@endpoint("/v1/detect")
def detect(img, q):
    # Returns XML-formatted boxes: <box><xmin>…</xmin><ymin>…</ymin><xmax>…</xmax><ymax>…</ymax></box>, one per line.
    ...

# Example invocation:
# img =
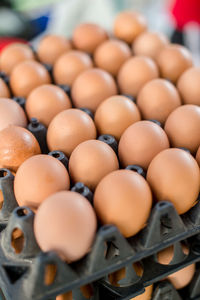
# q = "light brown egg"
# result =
<box><xmin>94</xmin><ymin>95</ymin><xmax>141</xmax><ymax>140</ymax></box>
<box><xmin>0</xmin><ymin>125</ymin><xmax>41</xmax><ymax>173</ymax></box>
<box><xmin>71</xmin><ymin>68</ymin><xmax>117</xmax><ymax>112</ymax></box>
<box><xmin>113</xmin><ymin>11</ymin><xmax>147</xmax><ymax>44</ymax></box>
<box><xmin>69</xmin><ymin>140</ymin><xmax>119</xmax><ymax>190</ymax></box>
<box><xmin>53</xmin><ymin>50</ymin><xmax>93</xmax><ymax>86</ymax></box>
<box><xmin>47</xmin><ymin>109</ymin><xmax>97</xmax><ymax>157</ymax></box>
<box><xmin>164</xmin><ymin>104</ymin><xmax>200</xmax><ymax>154</ymax></box>
<box><xmin>177</xmin><ymin>67</ymin><xmax>200</xmax><ymax>105</ymax></box>
<box><xmin>137</xmin><ymin>79</ymin><xmax>181</xmax><ymax>124</ymax></box>
<box><xmin>10</xmin><ymin>60</ymin><xmax>51</xmax><ymax>97</ymax></box>
<box><xmin>25</xmin><ymin>84</ymin><xmax>72</xmax><ymax>127</ymax></box>
<box><xmin>0</xmin><ymin>79</ymin><xmax>10</xmax><ymax>98</ymax></box>
<box><xmin>196</xmin><ymin>146</ymin><xmax>200</xmax><ymax>167</ymax></box>
<box><xmin>56</xmin><ymin>292</ymin><xmax>72</xmax><ymax>300</ymax></box>
<box><xmin>0</xmin><ymin>98</ymin><xmax>27</xmax><ymax>130</ymax></box>
<box><xmin>117</xmin><ymin>56</ymin><xmax>159</xmax><ymax>97</ymax></box>
<box><xmin>0</xmin><ymin>43</ymin><xmax>35</xmax><ymax>75</ymax></box>
<box><xmin>37</xmin><ymin>35</ymin><xmax>72</xmax><ymax>65</ymax></box>
<box><xmin>119</xmin><ymin>121</ymin><xmax>169</xmax><ymax>169</ymax></box>
<box><xmin>14</xmin><ymin>154</ymin><xmax>70</xmax><ymax>210</ymax></box>
<box><xmin>147</xmin><ymin>148</ymin><xmax>200</xmax><ymax>214</ymax></box>
<box><xmin>94</xmin><ymin>39</ymin><xmax>131</xmax><ymax>76</ymax></box>
<box><xmin>133</xmin><ymin>31</ymin><xmax>169</xmax><ymax>60</ymax></box>
<box><xmin>34</xmin><ymin>191</ymin><xmax>97</xmax><ymax>262</ymax></box>
<box><xmin>72</xmin><ymin>23</ymin><xmax>108</xmax><ymax>54</ymax></box>
<box><xmin>157</xmin><ymin>44</ymin><xmax>193</xmax><ymax>83</ymax></box>
<box><xmin>94</xmin><ymin>169</ymin><xmax>152</xmax><ymax>237</ymax></box>
<box><xmin>56</xmin><ymin>285</ymin><xmax>93</xmax><ymax>300</ymax></box>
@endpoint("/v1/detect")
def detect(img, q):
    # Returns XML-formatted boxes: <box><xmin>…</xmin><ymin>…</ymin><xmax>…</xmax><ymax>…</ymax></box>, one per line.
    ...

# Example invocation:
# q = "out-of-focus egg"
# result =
<box><xmin>119</xmin><ymin>121</ymin><xmax>169</xmax><ymax>169</ymax></box>
<box><xmin>94</xmin><ymin>169</ymin><xmax>152</xmax><ymax>237</ymax></box>
<box><xmin>177</xmin><ymin>67</ymin><xmax>200</xmax><ymax>105</ymax></box>
<box><xmin>53</xmin><ymin>50</ymin><xmax>93</xmax><ymax>86</ymax></box>
<box><xmin>69</xmin><ymin>140</ymin><xmax>119</xmax><ymax>190</ymax></box>
<box><xmin>113</xmin><ymin>11</ymin><xmax>147</xmax><ymax>44</ymax></box>
<box><xmin>34</xmin><ymin>191</ymin><xmax>97</xmax><ymax>262</ymax></box>
<box><xmin>133</xmin><ymin>31</ymin><xmax>169</xmax><ymax>60</ymax></box>
<box><xmin>37</xmin><ymin>35</ymin><xmax>72</xmax><ymax>65</ymax></box>
<box><xmin>10</xmin><ymin>61</ymin><xmax>51</xmax><ymax>97</ymax></box>
<box><xmin>147</xmin><ymin>148</ymin><xmax>200</xmax><ymax>214</ymax></box>
<box><xmin>72</xmin><ymin>23</ymin><xmax>108</xmax><ymax>54</ymax></box>
<box><xmin>164</xmin><ymin>105</ymin><xmax>200</xmax><ymax>154</ymax></box>
<box><xmin>47</xmin><ymin>109</ymin><xmax>97</xmax><ymax>157</ymax></box>
<box><xmin>94</xmin><ymin>39</ymin><xmax>131</xmax><ymax>76</ymax></box>
<box><xmin>137</xmin><ymin>79</ymin><xmax>181</xmax><ymax>124</ymax></box>
<box><xmin>71</xmin><ymin>68</ymin><xmax>117</xmax><ymax>112</ymax></box>
<box><xmin>0</xmin><ymin>125</ymin><xmax>41</xmax><ymax>173</ymax></box>
<box><xmin>56</xmin><ymin>292</ymin><xmax>72</xmax><ymax>300</ymax></box>
<box><xmin>196</xmin><ymin>146</ymin><xmax>200</xmax><ymax>167</ymax></box>
<box><xmin>56</xmin><ymin>285</ymin><xmax>93</xmax><ymax>300</ymax></box>
<box><xmin>0</xmin><ymin>43</ymin><xmax>35</xmax><ymax>75</ymax></box>
<box><xmin>94</xmin><ymin>95</ymin><xmax>141</xmax><ymax>140</ymax></box>
<box><xmin>25</xmin><ymin>84</ymin><xmax>72</xmax><ymax>127</ymax></box>
<box><xmin>157</xmin><ymin>44</ymin><xmax>193</xmax><ymax>83</ymax></box>
<box><xmin>14</xmin><ymin>154</ymin><xmax>70</xmax><ymax>210</ymax></box>
<box><xmin>117</xmin><ymin>56</ymin><xmax>159</xmax><ymax>97</ymax></box>
<box><xmin>133</xmin><ymin>287</ymin><xmax>153</xmax><ymax>300</ymax></box>
<box><xmin>0</xmin><ymin>98</ymin><xmax>27</xmax><ymax>130</ymax></box>
<box><xmin>0</xmin><ymin>79</ymin><xmax>10</xmax><ymax>98</ymax></box>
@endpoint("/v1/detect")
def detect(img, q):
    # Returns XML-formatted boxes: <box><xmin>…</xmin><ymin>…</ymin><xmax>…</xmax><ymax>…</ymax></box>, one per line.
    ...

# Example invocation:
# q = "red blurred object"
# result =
<box><xmin>0</xmin><ymin>38</ymin><xmax>28</xmax><ymax>53</ymax></box>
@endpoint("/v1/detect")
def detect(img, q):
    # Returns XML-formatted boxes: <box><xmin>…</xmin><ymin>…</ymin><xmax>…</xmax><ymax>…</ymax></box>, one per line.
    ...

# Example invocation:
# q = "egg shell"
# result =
<box><xmin>56</xmin><ymin>285</ymin><xmax>93</xmax><ymax>300</ymax></box>
<box><xmin>133</xmin><ymin>286</ymin><xmax>153</xmax><ymax>300</ymax></box>
<box><xmin>147</xmin><ymin>148</ymin><xmax>200</xmax><ymax>214</ymax></box>
<box><xmin>34</xmin><ymin>191</ymin><xmax>97</xmax><ymax>262</ymax></box>
<box><xmin>56</xmin><ymin>292</ymin><xmax>72</xmax><ymax>300</ymax></box>
<box><xmin>0</xmin><ymin>79</ymin><xmax>10</xmax><ymax>98</ymax></box>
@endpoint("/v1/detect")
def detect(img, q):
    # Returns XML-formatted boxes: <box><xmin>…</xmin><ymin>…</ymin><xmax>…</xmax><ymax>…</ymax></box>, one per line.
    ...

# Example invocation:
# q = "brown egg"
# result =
<box><xmin>196</xmin><ymin>146</ymin><xmax>200</xmax><ymax>167</ymax></box>
<box><xmin>0</xmin><ymin>43</ymin><xmax>35</xmax><ymax>75</ymax></box>
<box><xmin>56</xmin><ymin>285</ymin><xmax>93</xmax><ymax>300</ymax></box>
<box><xmin>10</xmin><ymin>60</ymin><xmax>51</xmax><ymax>97</ymax></box>
<box><xmin>53</xmin><ymin>50</ymin><xmax>93</xmax><ymax>86</ymax></box>
<box><xmin>71</xmin><ymin>68</ymin><xmax>117</xmax><ymax>112</ymax></box>
<box><xmin>72</xmin><ymin>23</ymin><xmax>108</xmax><ymax>54</ymax></box>
<box><xmin>94</xmin><ymin>95</ymin><xmax>141</xmax><ymax>140</ymax></box>
<box><xmin>177</xmin><ymin>67</ymin><xmax>200</xmax><ymax>105</ymax></box>
<box><xmin>94</xmin><ymin>169</ymin><xmax>152</xmax><ymax>237</ymax></box>
<box><xmin>0</xmin><ymin>79</ymin><xmax>10</xmax><ymax>98</ymax></box>
<box><xmin>37</xmin><ymin>35</ymin><xmax>72</xmax><ymax>65</ymax></box>
<box><xmin>113</xmin><ymin>11</ymin><xmax>147</xmax><ymax>44</ymax></box>
<box><xmin>14</xmin><ymin>154</ymin><xmax>70</xmax><ymax>210</ymax></box>
<box><xmin>69</xmin><ymin>140</ymin><xmax>119</xmax><ymax>190</ymax></box>
<box><xmin>117</xmin><ymin>56</ymin><xmax>159</xmax><ymax>97</ymax></box>
<box><xmin>157</xmin><ymin>44</ymin><xmax>193</xmax><ymax>83</ymax></box>
<box><xmin>56</xmin><ymin>292</ymin><xmax>72</xmax><ymax>300</ymax></box>
<box><xmin>164</xmin><ymin>105</ymin><xmax>200</xmax><ymax>154</ymax></box>
<box><xmin>0</xmin><ymin>98</ymin><xmax>27</xmax><ymax>131</ymax></box>
<box><xmin>47</xmin><ymin>109</ymin><xmax>97</xmax><ymax>157</ymax></box>
<box><xmin>0</xmin><ymin>125</ymin><xmax>41</xmax><ymax>173</ymax></box>
<box><xmin>34</xmin><ymin>191</ymin><xmax>97</xmax><ymax>262</ymax></box>
<box><xmin>147</xmin><ymin>148</ymin><xmax>200</xmax><ymax>214</ymax></box>
<box><xmin>119</xmin><ymin>121</ymin><xmax>169</xmax><ymax>169</ymax></box>
<box><xmin>94</xmin><ymin>39</ymin><xmax>131</xmax><ymax>76</ymax></box>
<box><xmin>25</xmin><ymin>84</ymin><xmax>72</xmax><ymax>127</ymax></box>
<box><xmin>133</xmin><ymin>287</ymin><xmax>153</xmax><ymax>300</ymax></box>
<box><xmin>137</xmin><ymin>79</ymin><xmax>181</xmax><ymax>124</ymax></box>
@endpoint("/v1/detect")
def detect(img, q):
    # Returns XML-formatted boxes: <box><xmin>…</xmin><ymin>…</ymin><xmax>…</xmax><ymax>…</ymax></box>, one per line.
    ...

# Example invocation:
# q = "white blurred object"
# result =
<box><xmin>184</xmin><ymin>23</ymin><xmax>200</xmax><ymax>66</ymax></box>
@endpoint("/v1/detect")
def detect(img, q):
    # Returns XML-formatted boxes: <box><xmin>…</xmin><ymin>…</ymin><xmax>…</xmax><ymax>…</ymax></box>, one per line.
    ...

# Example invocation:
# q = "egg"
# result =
<box><xmin>72</xmin><ymin>23</ymin><xmax>108</xmax><ymax>54</ymax></box>
<box><xmin>94</xmin><ymin>95</ymin><xmax>141</xmax><ymax>140</ymax></box>
<box><xmin>14</xmin><ymin>154</ymin><xmax>70</xmax><ymax>210</ymax></box>
<box><xmin>47</xmin><ymin>109</ymin><xmax>97</xmax><ymax>157</ymax></box>
<box><xmin>164</xmin><ymin>105</ymin><xmax>200</xmax><ymax>154</ymax></box>
<box><xmin>0</xmin><ymin>125</ymin><xmax>41</xmax><ymax>173</ymax></box>
<box><xmin>196</xmin><ymin>146</ymin><xmax>200</xmax><ymax>167</ymax></box>
<box><xmin>56</xmin><ymin>292</ymin><xmax>72</xmax><ymax>300</ymax></box>
<box><xmin>0</xmin><ymin>79</ymin><xmax>10</xmax><ymax>98</ymax></box>
<box><xmin>132</xmin><ymin>31</ymin><xmax>169</xmax><ymax>60</ymax></box>
<box><xmin>0</xmin><ymin>43</ymin><xmax>35</xmax><ymax>75</ymax></box>
<box><xmin>157</xmin><ymin>44</ymin><xmax>193</xmax><ymax>83</ymax></box>
<box><xmin>71</xmin><ymin>68</ymin><xmax>117</xmax><ymax>112</ymax></box>
<box><xmin>137</xmin><ymin>79</ymin><xmax>181</xmax><ymax>124</ymax></box>
<box><xmin>10</xmin><ymin>61</ymin><xmax>51</xmax><ymax>97</ymax></box>
<box><xmin>133</xmin><ymin>287</ymin><xmax>153</xmax><ymax>300</ymax></box>
<box><xmin>0</xmin><ymin>98</ymin><xmax>27</xmax><ymax>131</ymax></box>
<box><xmin>25</xmin><ymin>84</ymin><xmax>72</xmax><ymax>127</ymax></box>
<box><xmin>113</xmin><ymin>11</ymin><xmax>147</xmax><ymax>44</ymax></box>
<box><xmin>117</xmin><ymin>56</ymin><xmax>159</xmax><ymax>97</ymax></box>
<box><xmin>94</xmin><ymin>39</ymin><xmax>131</xmax><ymax>76</ymax></box>
<box><xmin>94</xmin><ymin>169</ymin><xmax>152</xmax><ymax>237</ymax></box>
<box><xmin>147</xmin><ymin>148</ymin><xmax>200</xmax><ymax>214</ymax></box>
<box><xmin>34</xmin><ymin>191</ymin><xmax>97</xmax><ymax>262</ymax></box>
<box><xmin>37</xmin><ymin>35</ymin><xmax>72</xmax><ymax>65</ymax></box>
<box><xmin>119</xmin><ymin>121</ymin><xmax>169</xmax><ymax>169</ymax></box>
<box><xmin>53</xmin><ymin>50</ymin><xmax>93</xmax><ymax>86</ymax></box>
<box><xmin>69</xmin><ymin>140</ymin><xmax>119</xmax><ymax>190</ymax></box>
